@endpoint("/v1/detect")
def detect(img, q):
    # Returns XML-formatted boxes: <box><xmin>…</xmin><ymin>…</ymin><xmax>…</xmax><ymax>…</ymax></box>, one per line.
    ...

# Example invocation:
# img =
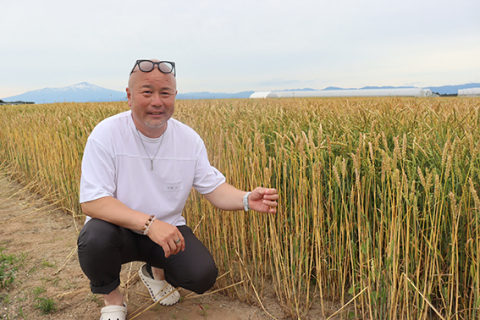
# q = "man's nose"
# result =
<box><xmin>151</xmin><ymin>93</ymin><xmax>163</xmax><ymax>107</ymax></box>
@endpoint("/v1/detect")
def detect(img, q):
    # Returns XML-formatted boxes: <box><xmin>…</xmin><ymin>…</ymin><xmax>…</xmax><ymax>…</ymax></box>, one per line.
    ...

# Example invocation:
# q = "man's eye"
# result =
<box><xmin>143</xmin><ymin>90</ymin><xmax>152</xmax><ymax>94</ymax></box>
<box><xmin>161</xmin><ymin>92</ymin><xmax>172</xmax><ymax>96</ymax></box>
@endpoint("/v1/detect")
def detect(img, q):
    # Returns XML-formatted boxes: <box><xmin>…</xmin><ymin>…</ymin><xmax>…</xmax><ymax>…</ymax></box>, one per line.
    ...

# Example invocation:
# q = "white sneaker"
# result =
<box><xmin>100</xmin><ymin>303</ymin><xmax>127</xmax><ymax>320</ymax></box>
<box><xmin>138</xmin><ymin>263</ymin><xmax>181</xmax><ymax>306</ymax></box>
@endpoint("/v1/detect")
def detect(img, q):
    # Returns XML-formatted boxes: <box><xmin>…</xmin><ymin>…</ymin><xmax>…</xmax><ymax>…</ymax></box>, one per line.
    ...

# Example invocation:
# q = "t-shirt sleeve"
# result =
<box><xmin>192</xmin><ymin>140</ymin><xmax>226</xmax><ymax>194</ymax></box>
<box><xmin>79</xmin><ymin>137</ymin><xmax>116</xmax><ymax>203</ymax></box>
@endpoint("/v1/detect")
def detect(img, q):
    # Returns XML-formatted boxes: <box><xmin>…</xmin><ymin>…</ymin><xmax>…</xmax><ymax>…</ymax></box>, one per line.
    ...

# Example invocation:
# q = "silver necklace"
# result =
<box><xmin>135</xmin><ymin>127</ymin><xmax>165</xmax><ymax>170</ymax></box>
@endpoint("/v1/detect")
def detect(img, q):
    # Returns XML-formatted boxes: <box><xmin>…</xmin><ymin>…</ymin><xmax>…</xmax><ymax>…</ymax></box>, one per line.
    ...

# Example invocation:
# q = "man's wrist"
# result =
<box><xmin>243</xmin><ymin>192</ymin><xmax>251</xmax><ymax>211</ymax></box>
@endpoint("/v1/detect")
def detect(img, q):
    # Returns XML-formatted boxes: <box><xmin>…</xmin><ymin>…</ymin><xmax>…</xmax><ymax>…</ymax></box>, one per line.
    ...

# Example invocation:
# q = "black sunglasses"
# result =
<box><xmin>130</xmin><ymin>60</ymin><xmax>176</xmax><ymax>77</ymax></box>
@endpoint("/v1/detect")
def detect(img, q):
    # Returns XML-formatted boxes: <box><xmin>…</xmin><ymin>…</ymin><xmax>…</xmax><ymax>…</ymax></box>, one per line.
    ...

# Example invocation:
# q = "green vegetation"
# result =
<box><xmin>32</xmin><ymin>286</ymin><xmax>46</xmax><ymax>296</ymax></box>
<box><xmin>0</xmin><ymin>245</ymin><xmax>59</xmax><ymax>318</ymax></box>
<box><xmin>0</xmin><ymin>248</ymin><xmax>18</xmax><ymax>289</ymax></box>
<box><xmin>32</xmin><ymin>284</ymin><xmax>56</xmax><ymax>316</ymax></box>
<box><xmin>41</xmin><ymin>259</ymin><xmax>55</xmax><ymax>268</ymax></box>
<box><xmin>34</xmin><ymin>297</ymin><xmax>56</xmax><ymax>315</ymax></box>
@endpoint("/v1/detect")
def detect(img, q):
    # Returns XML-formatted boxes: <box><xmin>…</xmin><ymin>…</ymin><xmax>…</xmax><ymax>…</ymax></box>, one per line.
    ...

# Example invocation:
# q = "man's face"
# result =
<box><xmin>127</xmin><ymin>66</ymin><xmax>177</xmax><ymax>138</ymax></box>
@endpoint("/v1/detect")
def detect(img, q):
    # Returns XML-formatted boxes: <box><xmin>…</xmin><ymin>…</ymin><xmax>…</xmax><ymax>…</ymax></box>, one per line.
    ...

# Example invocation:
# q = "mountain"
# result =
<box><xmin>320</xmin><ymin>85</ymin><xmax>416</xmax><ymax>91</ymax></box>
<box><xmin>322</xmin><ymin>86</ymin><xmax>354</xmax><ymax>90</ymax></box>
<box><xmin>3</xmin><ymin>82</ymin><xmax>480</xmax><ymax>104</ymax></box>
<box><xmin>2</xmin><ymin>82</ymin><xmax>127</xmax><ymax>104</ymax></box>
<box><xmin>176</xmin><ymin>91</ymin><xmax>254</xmax><ymax>100</ymax></box>
<box><xmin>424</xmin><ymin>83</ymin><xmax>480</xmax><ymax>95</ymax></box>
<box><xmin>318</xmin><ymin>84</ymin><xmax>480</xmax><ymax>95</ymax></box>
<box><xmin>359</xmin><ymin>85</ymin><xmax>416</xmax><ymax>90</ymax></box>
<box><xmin>275</xmin><ymin>88</ymin><xmax>317</xmax><ymax>92</ymax></box>
<box><xmin>1</xmin><ymin>83</ymin><xmax>253</xmax><ymax>103</ymax></box>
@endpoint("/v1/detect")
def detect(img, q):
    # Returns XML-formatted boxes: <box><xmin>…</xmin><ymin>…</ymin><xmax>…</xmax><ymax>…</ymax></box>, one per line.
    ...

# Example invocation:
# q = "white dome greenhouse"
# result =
<box><xmin>458</xmin><ymin>88</ymin><xmax>480</xmax><ymax>96</ymax></box>
<box><xmin>250</xmin><ymin>88</ymin><xmax>433</xmax><ymax>98</ymax></box>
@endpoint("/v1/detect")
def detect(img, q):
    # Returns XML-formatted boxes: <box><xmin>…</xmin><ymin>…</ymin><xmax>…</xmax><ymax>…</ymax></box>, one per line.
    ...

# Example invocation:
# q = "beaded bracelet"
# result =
<box><xmin>142</xmin><ymin>215</ymin><xmax>156</xmax><ymax>235</ymax></box>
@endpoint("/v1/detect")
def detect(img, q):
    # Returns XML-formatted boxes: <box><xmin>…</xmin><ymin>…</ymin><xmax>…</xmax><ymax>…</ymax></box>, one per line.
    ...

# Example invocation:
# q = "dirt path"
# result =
<box><xmin>0</xmin><ymin>173</ymin><xmax>286</xmax><ymax>320</ymax></box>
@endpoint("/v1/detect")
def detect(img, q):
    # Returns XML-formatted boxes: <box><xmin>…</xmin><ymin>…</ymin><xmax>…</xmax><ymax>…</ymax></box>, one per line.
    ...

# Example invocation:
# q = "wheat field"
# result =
<box><xmin>1</xmin><ymin>96</ymin><xmax>480</xmax><ymax>319</ymax></box>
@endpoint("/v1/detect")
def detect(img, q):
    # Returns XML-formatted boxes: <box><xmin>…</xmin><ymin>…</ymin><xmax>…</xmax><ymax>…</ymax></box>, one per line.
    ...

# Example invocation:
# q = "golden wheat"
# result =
<box><xmin>1</xmin><ymin>96</ymin><xmax>480</xmax><ymax>319</ymax></box>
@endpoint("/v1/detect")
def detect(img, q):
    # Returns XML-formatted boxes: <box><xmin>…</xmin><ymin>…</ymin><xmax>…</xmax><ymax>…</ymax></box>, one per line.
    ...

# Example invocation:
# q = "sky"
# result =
<box><xmin>1</xmin><ymin>0</ymin><xmax>480</xmax><ymax>98</ymax></box>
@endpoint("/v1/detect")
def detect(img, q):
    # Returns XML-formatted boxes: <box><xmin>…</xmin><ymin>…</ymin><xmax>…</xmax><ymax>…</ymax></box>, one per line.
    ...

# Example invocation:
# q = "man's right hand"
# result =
<box><xmin>147</xmin><ymin>220</ymin><xmax>185</xmax><ymax>258</ymax></box>
<box><xmin>81</xmin><ymin>196</ymin><xmax>185</xmax><ymax>258</ymax></box>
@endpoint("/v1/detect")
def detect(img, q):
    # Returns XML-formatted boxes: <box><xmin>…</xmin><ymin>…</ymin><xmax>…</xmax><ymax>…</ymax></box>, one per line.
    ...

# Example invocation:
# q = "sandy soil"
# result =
<box><xmin>0</xmin><ymin>170</ymin><xmax>345</xmax><ymax>320</ymax></box>
<box><xmin>0</xmin><ymin>173</ymin><xmax>293</xmax><ymax>320</ymax></box>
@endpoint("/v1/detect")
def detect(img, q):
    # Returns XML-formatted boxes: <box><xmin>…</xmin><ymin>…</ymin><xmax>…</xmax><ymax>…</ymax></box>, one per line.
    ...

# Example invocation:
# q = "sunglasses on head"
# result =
<box><xmin>130</xmin><ymin>60</ymin><xmax>176</xmax><ymax>77</ymax></box>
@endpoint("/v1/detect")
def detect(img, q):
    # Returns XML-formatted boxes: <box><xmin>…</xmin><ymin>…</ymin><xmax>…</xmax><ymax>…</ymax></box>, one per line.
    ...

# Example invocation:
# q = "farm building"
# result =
<box><xmin>250</xmin><ymin>88</ymin><xmax>433</xmax><ymax>98</ymax></box>
<box><xmin>458</xmin><ymin>88</ymin><xmax>480</xmax><ymax>96</ymax></box>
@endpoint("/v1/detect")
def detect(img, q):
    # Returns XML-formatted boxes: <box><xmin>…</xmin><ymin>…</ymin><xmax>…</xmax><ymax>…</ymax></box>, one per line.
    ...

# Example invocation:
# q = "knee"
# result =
<box><xmin>197</xmin><ymin>263</ymin><xmax>218</xmax><ymax>294</ymax></box>
<box><xmin>77</xmin><ymin>219</ymin><xmax>121</xmax><ymax>256</ymax></box>
<box><xmin>185</xmin><ymin>260</ymin><xmax>218</xmax><ymax>294</ymax></box>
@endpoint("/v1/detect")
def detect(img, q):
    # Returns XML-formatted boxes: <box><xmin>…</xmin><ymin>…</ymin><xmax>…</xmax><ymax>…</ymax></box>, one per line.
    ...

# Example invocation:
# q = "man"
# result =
<box><xmin>77</xmin><ymin>59</ymin><xmax>279</xmax><ymax>320</ymax></box>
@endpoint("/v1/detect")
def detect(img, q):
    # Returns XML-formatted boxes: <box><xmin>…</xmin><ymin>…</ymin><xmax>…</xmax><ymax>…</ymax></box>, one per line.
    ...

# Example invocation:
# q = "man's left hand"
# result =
<box><xmin>247</xmin><ymin>187</ymin><xmax>278</xmax><ymax>214</ymax></box>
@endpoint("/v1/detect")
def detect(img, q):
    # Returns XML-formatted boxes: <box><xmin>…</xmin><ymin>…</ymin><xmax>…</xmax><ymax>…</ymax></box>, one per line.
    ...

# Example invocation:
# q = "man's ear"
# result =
<box><xmin>126</xmin><ymin>87</ymin><xmax>132</xmax><ymax>107</ymax></box>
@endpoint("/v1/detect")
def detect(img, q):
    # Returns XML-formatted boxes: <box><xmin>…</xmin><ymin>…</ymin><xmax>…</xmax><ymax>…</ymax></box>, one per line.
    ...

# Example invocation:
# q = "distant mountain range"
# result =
<box><xmin>0</xmin><ymin>82</ymin><xmax>255</xmax><ymax>104</ymax></box>
<box><xmin>2</xmin><ymin>82</ymin><xmax>479</xmax><ymax>104</ymax></box>
<box><xmin>177</xmin><ymin>91</ymin><xmax>254</xmax><ymax>100</ymax></box>
<box><xmin>1</xmin><ymin>82</ymin><xmax>126</xmax><ymax>104</ymax></box>
<box><xmin>425</xmin><ymin>83</ymin><xmax>480</xmax><ymax>95</ymax></box>
<box><xmin>280</xmin><ymin>84</ymin><xmax>480</xmax><ymax>95</ymax></box>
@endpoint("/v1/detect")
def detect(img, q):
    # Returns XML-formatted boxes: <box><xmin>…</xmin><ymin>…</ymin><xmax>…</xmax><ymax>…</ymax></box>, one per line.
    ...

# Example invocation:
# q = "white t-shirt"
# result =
<box><xmin>80</xmin><ymin>110</ymin><xmax>226</xmax><ymax>226</ymax></box>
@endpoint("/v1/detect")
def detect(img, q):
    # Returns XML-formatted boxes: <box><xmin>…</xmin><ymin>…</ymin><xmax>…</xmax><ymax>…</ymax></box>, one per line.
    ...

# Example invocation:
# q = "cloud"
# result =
<box><xmin>1</xmin><ymin>0</ymin><xmax>480</xmax><ymax>96</ymax></box>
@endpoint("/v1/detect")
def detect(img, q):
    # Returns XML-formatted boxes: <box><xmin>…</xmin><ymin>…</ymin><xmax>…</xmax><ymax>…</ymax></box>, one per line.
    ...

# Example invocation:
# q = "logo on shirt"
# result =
<box><xmin>164</xmin><ymin>181</ymin><xmax>183</xmax><ymax>192</ymax></box>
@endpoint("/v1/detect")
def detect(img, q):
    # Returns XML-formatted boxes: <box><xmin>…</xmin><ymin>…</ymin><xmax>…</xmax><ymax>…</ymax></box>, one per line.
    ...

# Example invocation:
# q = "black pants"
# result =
<box><xmin>77</xmin><ymin>219</ymin><xmax>218</xmax><ymax>295</ymax></box>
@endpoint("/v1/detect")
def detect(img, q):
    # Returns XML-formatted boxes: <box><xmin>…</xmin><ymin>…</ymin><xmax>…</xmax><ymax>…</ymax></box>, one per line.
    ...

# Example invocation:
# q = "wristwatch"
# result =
<box><xmin>243</xmin><ymin>192</ymin><xmax>251</xmax><ymax>211</ymax></box>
